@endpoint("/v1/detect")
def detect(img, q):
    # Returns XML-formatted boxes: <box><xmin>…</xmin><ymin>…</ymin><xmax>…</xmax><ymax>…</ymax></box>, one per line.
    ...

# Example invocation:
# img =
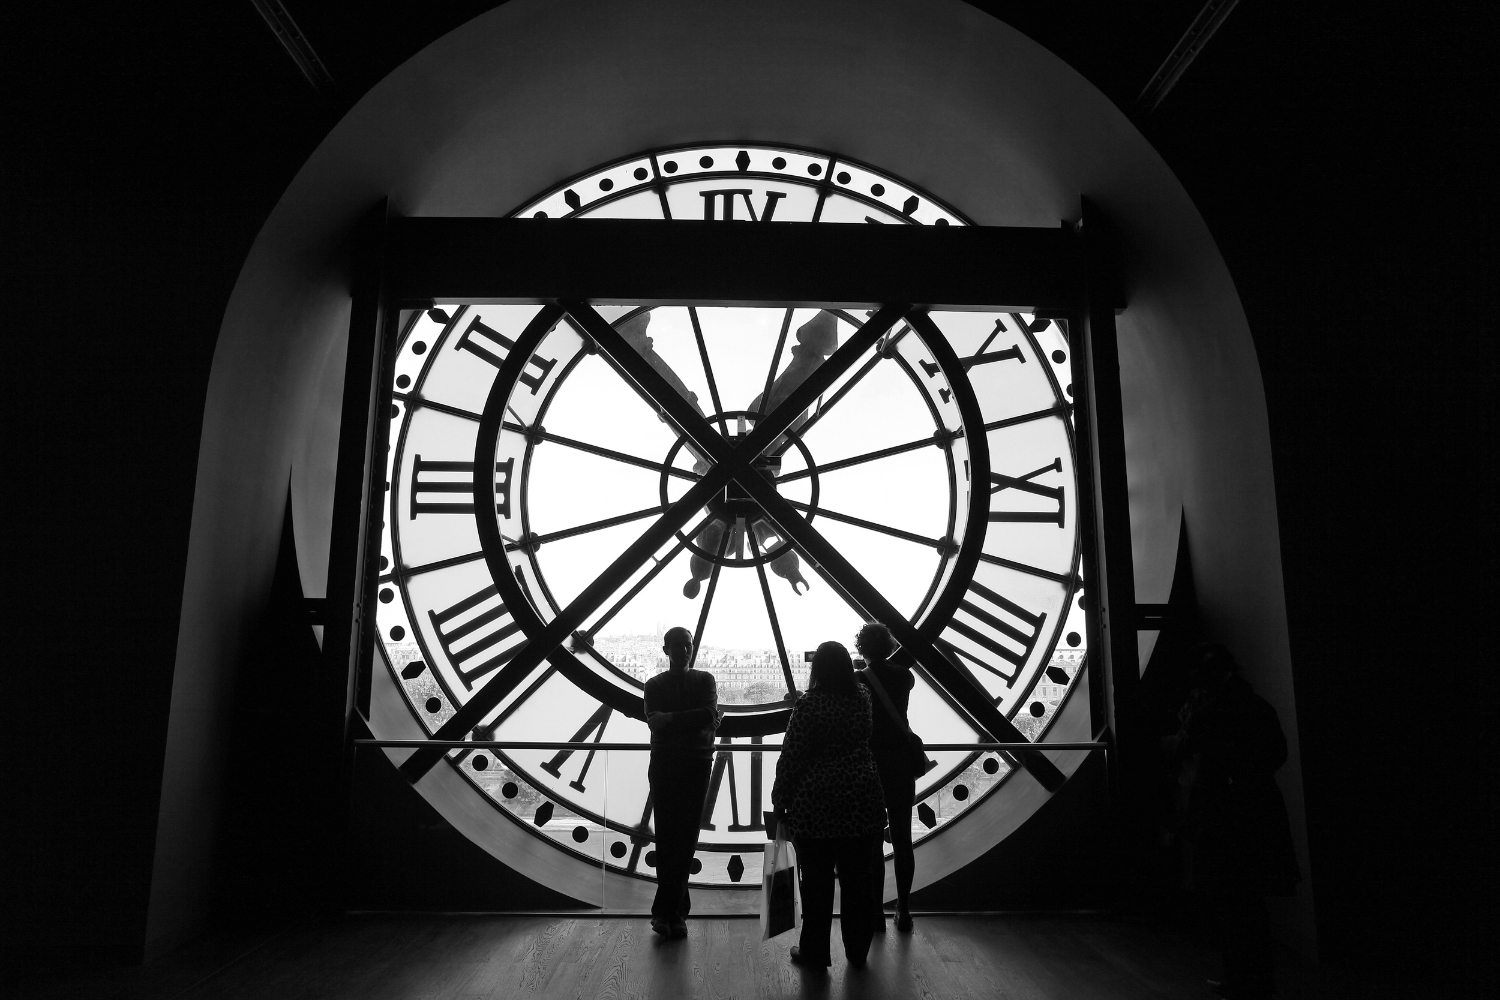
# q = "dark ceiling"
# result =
<box><xmin>1</xmin><ymin>1</ymin><xmax>1494</xmax><ymax>990</ymax></box>
<box><xmin>4</xmin><ymin>1</ymin><xmax>1491</xmax><ymax>189</ymax></box>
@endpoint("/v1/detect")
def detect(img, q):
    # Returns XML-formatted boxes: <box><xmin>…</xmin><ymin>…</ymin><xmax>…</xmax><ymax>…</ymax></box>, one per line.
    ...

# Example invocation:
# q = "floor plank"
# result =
<box><xmin>10</xmin><ymin>913</ymin><xmax>1340</xmax><ymax>1000</ymax></box>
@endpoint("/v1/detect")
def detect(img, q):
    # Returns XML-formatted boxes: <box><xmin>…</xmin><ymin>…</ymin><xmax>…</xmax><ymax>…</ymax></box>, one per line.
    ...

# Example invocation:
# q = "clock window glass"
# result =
<box><xmin>372</xmin><ymin>144</ymin><xmax>1090</xmax><ymax>891</ymax></box>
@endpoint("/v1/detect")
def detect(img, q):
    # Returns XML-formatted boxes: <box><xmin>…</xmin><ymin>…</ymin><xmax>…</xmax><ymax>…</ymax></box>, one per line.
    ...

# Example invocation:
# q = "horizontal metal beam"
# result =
<box><xmin>358</xmin><ymin>740</ymin><xmax>1108</xmax><ymax>752</ymax></box>
<box><xmin>387</xmin><ymin>218</ymin><xmax>1103</xmax><ymax>310</ymax></box>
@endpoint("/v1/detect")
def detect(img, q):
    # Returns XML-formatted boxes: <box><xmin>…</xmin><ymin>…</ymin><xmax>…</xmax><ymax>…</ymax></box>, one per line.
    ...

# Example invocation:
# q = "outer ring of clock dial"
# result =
<box><xmin>375</xmin><ymin>143</ymin><xmax>1091</xmax><ymax>885</ymax></box>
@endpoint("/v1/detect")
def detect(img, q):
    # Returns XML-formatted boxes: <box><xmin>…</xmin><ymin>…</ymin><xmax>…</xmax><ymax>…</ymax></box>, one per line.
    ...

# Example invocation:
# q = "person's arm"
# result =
<box><xmin>644</xmin><ymin>679</ymin><xmax>672</xmax><ymax>733</ymax></box>
<box><xmin>771</xmin><ymin>700</ymin><xmax>809</xmax><ymax>809</ymax></box>
<box><xmin>667</xmin><ymin>673</ymin><xmax>721</xmax><ymax>730</ymax></box>
<box><xmin>855</xmin><ymin>687</ymin><xmax>873</xmax><ymax>741</ymax></box>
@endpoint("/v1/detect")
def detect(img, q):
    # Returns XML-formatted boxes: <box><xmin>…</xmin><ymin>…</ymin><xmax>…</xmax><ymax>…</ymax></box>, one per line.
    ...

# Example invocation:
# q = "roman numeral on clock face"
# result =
<box><xmin>942</xmin><ymin>581</ymin><xmax>1049</xmax><ymax>686</ymax></box>
<box><xmin>699</xmin><ymin>736</ymin><xmax>764</xmax><ymax>832</ymax></box>
<box><xmin>409</xmin><ymin>456</ymin><xmax>515</xmax><ymax>518</ymax></box>
<box><xmin>915</xmin><ymin>320</ymin><xmax>1026</xmax><ymax>401</ymax></box>
<box><xmin>700</xmin><ymin>188</ymin><xmax>786</xmax><ymax>222</ymax></box>
<box><xmin>540</xmin><ymin>704</ymin><xmax>612</xmax><ymax>792</ymax></box>
<box><xmin>918</xmin><ymin>344</ymin><xmax>1026</xmax><ymax>379</ymax></box>
<box><xmin>454</xmin><ymin>315</ymin><xmax>558</xmax><ymax>393</ymax></box>
<box><xmin>427</xmin><ymin>583</ymin><xmax>523</xmax><ymax>688</ymax></box>
<box><xmin>989</xmin><ymin>458</ymin><xmax>1066</xmax><ymax>526</ymax></box>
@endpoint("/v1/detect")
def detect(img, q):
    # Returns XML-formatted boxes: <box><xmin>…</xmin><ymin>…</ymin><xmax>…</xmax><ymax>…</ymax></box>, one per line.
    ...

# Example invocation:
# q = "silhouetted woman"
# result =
<box><xmin>771</xmin><ymin>641</ymin><xmax>887</xmax><ymax>969</ymax></box>
<box><xmin>854</xmin><ymin>622</ymin><xmax>917</xmax><ymax>932</ymax></box>
<box><xmin>1165</xmin><ymin>643</ymin><xmax>1300</xmax><ymax>999</ymax></box>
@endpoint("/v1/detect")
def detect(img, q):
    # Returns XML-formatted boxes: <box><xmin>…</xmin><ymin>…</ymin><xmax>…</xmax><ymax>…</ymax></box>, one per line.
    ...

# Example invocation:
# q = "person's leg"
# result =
<box><xmin>676</xmin><ymin>758</ymin><xmax>712</xmax><ymax>924</ymax></box>
<box><xmin>649</xmin><ymin>759</ymin><xmax>689</xmax><ymax>927</ymax></box>
<box><xmin>835</xmin><ymin>835</ymin><xmax>875</xmax><ymax>964</ymax></box>
<box><xmin>795</xmin><ymin>838</ymin><xmax>836</xmax><ymax>965</ymax></box>
<box><xmin>1235</xmin><ymin>894</ymin><xmax>1274</xmax><ymax>997</ymax></box>
<box><xmin>885</xmin><ymin>768</ymin><xmax>916</xmax><ymax>927</ymax></box>
<box><xmin>1218</xmin><ymin>892</ymin><xmax>1273</xmax><ymax>998</ymax></box>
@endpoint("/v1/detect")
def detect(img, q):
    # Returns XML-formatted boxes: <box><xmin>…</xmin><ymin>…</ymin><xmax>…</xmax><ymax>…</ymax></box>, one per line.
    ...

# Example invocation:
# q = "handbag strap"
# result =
<box><xmin>860</xmin><ymin>666</ymin><xmax>912</xmax><ymax>736</ymax></box>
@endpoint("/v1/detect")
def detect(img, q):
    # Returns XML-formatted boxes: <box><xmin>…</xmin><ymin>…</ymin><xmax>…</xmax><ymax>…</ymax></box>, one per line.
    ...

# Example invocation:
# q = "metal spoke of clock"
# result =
<box><xmin>982</xmin><ymin>403</ymin><xmax>1071</xmax><ymax>434</ymax></box>
<box><xmin>731</xmin><ymin>335</ymin><xmax>1065</xmax><ymax>791</ymax></box>
<box><xmin>584</xmin><ymin>510</ymin><xmax>719</xmax><ymax>642</ymax></box>
<box><xmin>687</xmin><ymin>306</ymin><xmax>729</xmax><ymax>438</ymax></box>
<box><xmin>771</xmin><ymin>321</ymin><xmax>912</xmax><ymax>456</ymax></box>
<box><xmin>401</xmin><ymin>302</ymin><xmax>903</xmax><ymax>783</ymax></box>
<box><xmin>978</xmin><ymin>551</ymin><xmax>1075</xmax><ymax>585</ymax></box>
<box><xmin>504</xmin><ymin>504</ymin><xmax>667</xmax><ymax>552</ymax></box>
<box><xmin>393</xmin><ymin>391</ymin><xmax>482</xmax><ymax>422</ymax></box>
<box><xmin>569</xmin><ymin>299</ymin><xmax>1060</xmax><ymax>788</ymax></box>
<box><xmin>379</xmin><ymin>547</ymin><xmax>487</xmax><ymax>585</ymax></box>
<box><xmin>688</xmin><ymin>529</ymin><xmax>732</xmax><ymax>669</ymax></box>
<box><xmin>775</xmin><ymin>428</ymin><xmax>961</xmax><ymax>484</ymax></box>
<box><xmin>472</xmin><ymin>663</ymin><xmax>561</xmax><ymax>740</ymax></box>
<box><xmin>747</xmin><ymin>528</ymin><xmax>797</xmax><ymax>695</ymax></box>
<box><xmin>746</xmin><ymin>485</ymin><xmax>1064</xmax><ymax>789</ymax></box>
<box><xmin>780</xmin><ymin>499</ymin><xmax>954</xmax><ymax>553</ymax></box>
<box><xmin>757</xmin><ymin>308</ymin><xmax>795</xmax><ymax>417</ymax></box>
<box><xmin>810</xmin><ymin>154</ymin><xmax>838</xmax><ymax>223</ymax></box>
<box><xmin>502</xmin><ymin>420</ymin><xmax>700</xmax><ymax>482</ymax></box>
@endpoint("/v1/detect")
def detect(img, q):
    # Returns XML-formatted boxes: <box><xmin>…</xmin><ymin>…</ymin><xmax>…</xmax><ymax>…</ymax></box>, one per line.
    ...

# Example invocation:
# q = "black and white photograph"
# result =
<box><xmin>3</xmin><ymin>2</ymin><xmax>1493</xmax><ymax>998</ymax></box>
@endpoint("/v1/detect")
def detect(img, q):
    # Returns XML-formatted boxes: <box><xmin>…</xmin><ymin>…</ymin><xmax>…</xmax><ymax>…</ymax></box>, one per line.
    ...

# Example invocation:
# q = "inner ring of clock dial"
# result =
<box><xmin>515</xmin><ymin>304</ymin><xmax>958</xmax><ymax>677</ymax></box>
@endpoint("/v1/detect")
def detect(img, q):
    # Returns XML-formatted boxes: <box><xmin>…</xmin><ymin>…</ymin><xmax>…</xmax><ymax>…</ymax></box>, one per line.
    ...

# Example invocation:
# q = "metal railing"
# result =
<box><xmin>355</xmin><ymin>740</ymin><xmax>1108</xmax><ymax>751</ymax></box>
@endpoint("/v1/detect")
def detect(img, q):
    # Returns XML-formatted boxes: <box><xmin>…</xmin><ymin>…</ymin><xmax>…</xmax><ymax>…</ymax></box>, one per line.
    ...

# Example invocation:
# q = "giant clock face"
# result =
<box><xmin>374</xmin><ymin>145</ymin><xmax>1089</xmax><ymax>891</ymax></box>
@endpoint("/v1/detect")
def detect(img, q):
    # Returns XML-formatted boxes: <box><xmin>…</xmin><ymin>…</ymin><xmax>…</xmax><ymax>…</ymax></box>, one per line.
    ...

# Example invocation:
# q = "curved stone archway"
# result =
<box><xmin>149</xmin><ymin>0</ymin><xmax>1309</xmax><ymax>945</ymax></box>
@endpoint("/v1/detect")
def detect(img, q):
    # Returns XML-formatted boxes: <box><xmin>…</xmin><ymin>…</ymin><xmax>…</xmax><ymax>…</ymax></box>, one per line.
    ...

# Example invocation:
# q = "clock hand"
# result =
<box><xmin>682</xmin><ymin>519</ymin><xmax>724</xmax><ymax>598</ymax></box>
<box><xmin>749</xmin><ymin>310</ymin><xmax>838</xmax><ymax>452</ymax></box>
<box><xmin>750</xmin><ymin>519</ymin><xmax>808</xmax><ymax>595</ymax></box>
<box><xmin>769</xmin><ymin>319</ymin><xmax>914</xmax><ymax>457</ymax></box>
<box><xmin>617</xmin><ymin>308</ymin><xmax>739</xmax><ymax>590</ymax></box>
<box><xmin>616</xmin><ymin>310</ymin><xmax>707</xmax><ymax>420</ymax></box>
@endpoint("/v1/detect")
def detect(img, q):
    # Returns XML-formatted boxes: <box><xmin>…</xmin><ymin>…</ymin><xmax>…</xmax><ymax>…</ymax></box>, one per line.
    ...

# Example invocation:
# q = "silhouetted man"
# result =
<box><xmin>1165</xmin><ymin>643</ymin><xmax>1300</xmax><ymax>999</ymax></box>
<box><xmin>644</xmin><ymin>626</ymin><xmax>721</xmax><ymax>938</ymax></box>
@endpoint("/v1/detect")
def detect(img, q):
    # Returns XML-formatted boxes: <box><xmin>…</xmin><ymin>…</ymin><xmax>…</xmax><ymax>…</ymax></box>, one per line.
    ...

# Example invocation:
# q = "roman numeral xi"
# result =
<box><xmin>455</xmin><ymin>315</ymin><xmax>557</xmax><ymax>394</ymax></box>
<box><xmin>989</xmin><ymin>458</ymin><xmax>1066</xmax><ymax>527</ymax></box>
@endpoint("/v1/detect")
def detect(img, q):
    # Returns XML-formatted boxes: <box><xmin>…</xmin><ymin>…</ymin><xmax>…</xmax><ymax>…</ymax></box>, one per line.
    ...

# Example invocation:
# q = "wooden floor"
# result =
<box><xmin>16</xmin><ymin>913</ymin><xmax>1344</xmax><ymax>1000</ymax></box>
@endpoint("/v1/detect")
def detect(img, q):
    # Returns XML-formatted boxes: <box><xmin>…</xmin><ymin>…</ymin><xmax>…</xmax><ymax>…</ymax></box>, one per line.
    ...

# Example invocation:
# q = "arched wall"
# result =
<box><xmin>148</xmin><ymin>0</ymin><xmax>1312</xmax><ymax>956</ymax></box>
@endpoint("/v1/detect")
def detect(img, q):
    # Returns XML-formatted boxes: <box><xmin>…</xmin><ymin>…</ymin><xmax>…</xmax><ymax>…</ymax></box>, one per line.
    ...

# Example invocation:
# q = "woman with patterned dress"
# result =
<box><xmin>771</xmin><ymin>641</ymin><xmax>888</xmax><ymax>968</ymax></box>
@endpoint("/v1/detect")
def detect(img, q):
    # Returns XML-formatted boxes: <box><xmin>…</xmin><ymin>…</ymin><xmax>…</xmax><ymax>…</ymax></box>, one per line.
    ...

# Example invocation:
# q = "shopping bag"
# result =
<box><xmin>760</xmin><ymin>821</ymin><xmax>801</xmax><ymax>940</ymax></box>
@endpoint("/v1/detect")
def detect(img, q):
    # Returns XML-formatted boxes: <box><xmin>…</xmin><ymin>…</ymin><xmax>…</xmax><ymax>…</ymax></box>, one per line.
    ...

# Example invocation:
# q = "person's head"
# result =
<box><xmin>1187</xmin><ymin>642</ymin><xmax>1237</xmax><ymax>693</ymax></box>
<box><xmin>807</xmin><ymin>641</ymin><xmax>857</xmax><ymax>696</ymax></box>
<box><xmin>854</xmin><ymin>622</ymin><xmax>897</xmax><ymax>664</ymax></box>
<box><xmin>662</xmin><ymin>626</ymin><xmax>693</xmax><ymax>670</ymax></box>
